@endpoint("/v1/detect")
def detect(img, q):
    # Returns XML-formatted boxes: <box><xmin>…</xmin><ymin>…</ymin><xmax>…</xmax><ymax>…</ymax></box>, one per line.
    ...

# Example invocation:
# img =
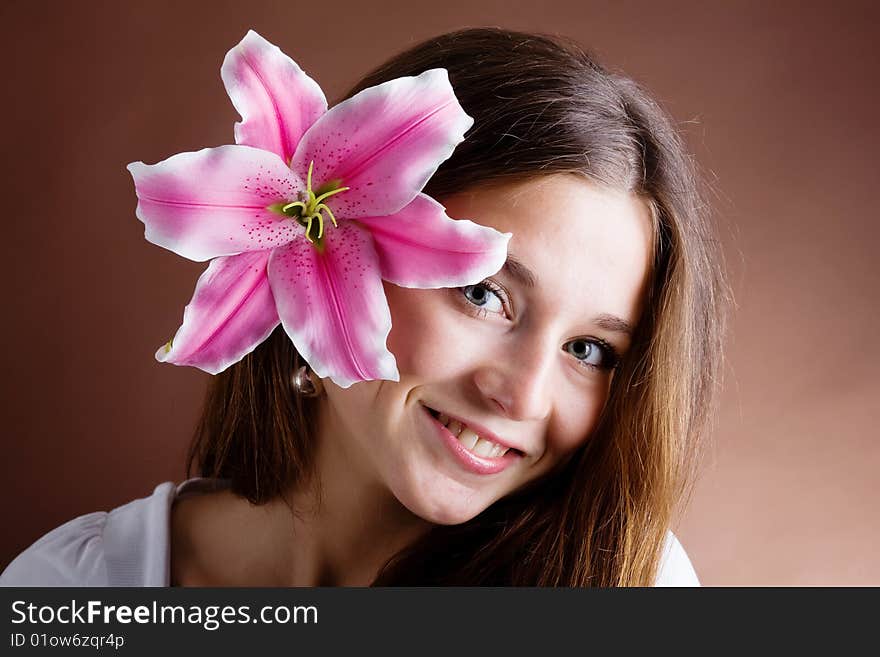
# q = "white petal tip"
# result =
<box><xmin>421</xmin><ymin>68</ymin><xmax>450</xmax><ymax>83</ymax></box>
<box><xmin>154</xmin><ymin>342</ymin><xmax>173</xmax><ymax>363</ymax></box>
<box><xmin>240</xmin><ymin>29</ymin><xmax>264</xmax><ymax>45</ymax></box>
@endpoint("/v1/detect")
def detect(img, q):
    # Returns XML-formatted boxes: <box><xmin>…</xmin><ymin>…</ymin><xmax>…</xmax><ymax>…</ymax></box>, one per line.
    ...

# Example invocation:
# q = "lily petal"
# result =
<box><xmin>267</xmin><ymin>222</ymin><xmax>398</xmax><ymax>388</ymax></box>
<box><xmin>222</xmin><ymin>30</ymin><xmax>327</xmax><ymax>164</ymax></box>
<box><xmin>291</xmin><ymin>68</ymin><xmax>472</xmax><ymax>218</ymax></box>
<box><xmin>156</xmin><ymin>250</ymin><xmax>280</xmax><ymax>375</ymax></box>
<box><xmin>355</xmin><ymin>194</ymin><xmax>511</xmax><ymax>288</ymax></box>
<box><xmin>128</xmin><ymin>145</ymin><xmax>304</xmax><ymax>262</ymax></box>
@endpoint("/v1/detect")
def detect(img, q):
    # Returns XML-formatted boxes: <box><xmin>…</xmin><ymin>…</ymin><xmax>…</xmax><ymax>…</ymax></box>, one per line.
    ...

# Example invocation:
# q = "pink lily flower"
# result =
<box><xmin>127</xmin><ymin>31</ymin><xmax>510</xmax><ymax>388</ymax></box>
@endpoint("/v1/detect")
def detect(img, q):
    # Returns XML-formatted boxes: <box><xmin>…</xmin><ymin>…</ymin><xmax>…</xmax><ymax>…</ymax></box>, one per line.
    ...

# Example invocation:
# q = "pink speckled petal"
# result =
<box><xmin>291</xmin><ymin>68</ymin><xmax>472</xmax><ymax>218</ymax></box>
<box><xmin>128</xmin><ymin>145</ymin><xmax>304</xmax><ymax>262</ymax></box>
<box><xmin>156</xmin><ymin>250</ymin><xmax>280</xmax><ymax>374</ymax></box>
<box><xmin>267</xmin><ymin>222</ymin><xmax>398</xmax><ymax>388</ymax></box>
<box><xmin>356</xmin><ymin>194</ymin><xmax>511</xmax><ymax>288</ymax></box>
<box><xmin>222</xmin><ymin>30</ymin><xmax>327</xmax><ymax>163</ymax></box>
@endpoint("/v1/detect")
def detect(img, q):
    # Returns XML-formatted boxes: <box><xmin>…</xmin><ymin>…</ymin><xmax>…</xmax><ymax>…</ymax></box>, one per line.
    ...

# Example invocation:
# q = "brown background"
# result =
<box><xmin>2</xmin><ymin>0</ymin><xmax>877</xmax><ymax>585</ymax></box>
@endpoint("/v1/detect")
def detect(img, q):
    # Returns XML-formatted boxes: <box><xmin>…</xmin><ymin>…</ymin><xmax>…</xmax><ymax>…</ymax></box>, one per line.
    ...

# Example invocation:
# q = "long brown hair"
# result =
<box><xmin>187</xmin><ymin>28</ymin><xmax>729</xmax><ymax>585</ymax></box>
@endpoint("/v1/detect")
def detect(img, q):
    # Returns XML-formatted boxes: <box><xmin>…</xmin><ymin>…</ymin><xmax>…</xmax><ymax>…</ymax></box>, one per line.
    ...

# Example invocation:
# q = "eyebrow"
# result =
<box><xmin>593</xmin><ymin>313</ymin><xmax>634</xmax><ymax>337</ymax></box>
<box><xmin>502</xmin><ymin>253</ymin><xmax>635</xmax><ymax>337</ymax></box>
<box><xmin>502</xmin><ymin>253</ymin><xmax>538</xmax><ymax>288</ymax></box>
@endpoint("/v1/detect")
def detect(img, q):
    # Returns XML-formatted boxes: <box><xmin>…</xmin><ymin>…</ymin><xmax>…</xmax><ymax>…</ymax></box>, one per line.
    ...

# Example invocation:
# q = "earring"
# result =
<box><xmin>292</xmin><ymin>364</ymin><xmax>323</xmax><ymax>397</ymax></box>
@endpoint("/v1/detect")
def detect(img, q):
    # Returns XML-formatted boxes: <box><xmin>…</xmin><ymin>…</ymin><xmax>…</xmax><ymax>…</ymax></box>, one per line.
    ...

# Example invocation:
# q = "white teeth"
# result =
<box><xmin>434</xmin><ymin>409</ymin><xmax>512</xmax><ymax>459</ymax></box>
<box><xmin>457</xmin><ymin>427</ymin><xmax>480</xmax><ymax>450</ymax></box>
<box><xmin>490</xmin><ymin>443</ymin><xmax>509</xmax><ymax>458</ymax></box>
<box><xmin>471</xmin><ymin>437</ymin><xmax>497</xmax><ymax>457</ymax></box>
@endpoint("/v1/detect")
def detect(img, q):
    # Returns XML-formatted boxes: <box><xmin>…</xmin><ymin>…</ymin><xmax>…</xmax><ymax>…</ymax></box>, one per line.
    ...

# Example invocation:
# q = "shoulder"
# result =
<box><xmin>0</xmin><ymin>482</ymin><xmax>180</xmax><ymax>587</ymax></box>
<box><xmin>654</xmin><ymin>531</ymin><xmax>701</xmax><ymax>587</ymax></box>
<box><xmin>169</xmin><ymin>479</ymin><xmax>252</xmax><ymax>586</ymax></box>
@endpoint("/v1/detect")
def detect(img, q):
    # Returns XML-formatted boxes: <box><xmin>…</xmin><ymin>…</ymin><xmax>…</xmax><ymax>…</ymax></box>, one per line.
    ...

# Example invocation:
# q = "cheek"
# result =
<box><xmin>385</xmin><ymin>285</ymin><xmax>471</xmax><ymax>378</ymax></box>
<box><xmin>546</xmin><ymin>383</ymin><xmax>610</xmax><ymax>456</ymax></box>
<box><xmin>323</xmin><ymin>379</ymin><xmax>384</xmax><ymax>426</ymax></box>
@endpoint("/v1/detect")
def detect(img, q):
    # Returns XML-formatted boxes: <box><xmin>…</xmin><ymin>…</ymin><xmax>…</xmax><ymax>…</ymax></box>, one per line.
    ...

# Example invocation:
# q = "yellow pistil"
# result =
<box><xmin>281</xmin><ymin>161</ymin><xmax>349</xmax><ymax>244</ymax></box>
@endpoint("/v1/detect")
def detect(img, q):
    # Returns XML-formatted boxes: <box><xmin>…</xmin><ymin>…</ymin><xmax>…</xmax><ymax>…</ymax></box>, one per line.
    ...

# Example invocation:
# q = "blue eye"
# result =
<box><xmin>462</xmin><ymin>281</ymin><xmax>505</xmax><ymax>315</ymax></box>
<box><xmin>564</xmin><ymin>338</ymin><xmax>619</xmax><ymax>371</ymax></box>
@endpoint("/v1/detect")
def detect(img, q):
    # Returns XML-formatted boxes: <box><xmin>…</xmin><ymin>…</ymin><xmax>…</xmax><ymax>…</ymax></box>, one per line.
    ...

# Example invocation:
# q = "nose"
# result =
<box><xmin>472</xmin><ymin>329</ymin><xmax>555</xmax><ymax>422</ymax></box>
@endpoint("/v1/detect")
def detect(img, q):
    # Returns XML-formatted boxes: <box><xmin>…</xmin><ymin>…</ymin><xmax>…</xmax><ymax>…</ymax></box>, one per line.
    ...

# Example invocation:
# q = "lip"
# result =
<box><xmin>420</xmin><ymin>404</ymin><xmax>522</xmax><ymax>475</ymax></box>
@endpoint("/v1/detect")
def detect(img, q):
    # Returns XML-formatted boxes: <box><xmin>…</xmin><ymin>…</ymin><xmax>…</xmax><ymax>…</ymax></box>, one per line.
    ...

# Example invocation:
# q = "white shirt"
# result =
<box><xmin>0</xmin><ymin>479</ymin><xmax>700</xmax><ymax>586</ymax></box>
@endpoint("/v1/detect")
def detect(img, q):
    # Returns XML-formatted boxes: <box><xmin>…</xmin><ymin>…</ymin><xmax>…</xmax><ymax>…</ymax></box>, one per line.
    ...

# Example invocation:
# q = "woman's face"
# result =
<box><xmin>321</xmin><ymin>174</ymin><xmax>654</xmax><ymax>524</ymax></box>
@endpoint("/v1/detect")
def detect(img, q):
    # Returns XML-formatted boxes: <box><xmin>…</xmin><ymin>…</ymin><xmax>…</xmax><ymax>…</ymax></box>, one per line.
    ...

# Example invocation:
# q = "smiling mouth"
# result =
<box><xmin>425</xmin><ymin>407</ymin><xmax>524</xmax><ymax>459</ymax></box>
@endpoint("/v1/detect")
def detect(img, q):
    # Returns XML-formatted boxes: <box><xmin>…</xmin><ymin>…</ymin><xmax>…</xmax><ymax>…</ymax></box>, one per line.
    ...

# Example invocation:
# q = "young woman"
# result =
<box><xmin>1</xmin><ymin>27</ymin><xmax>727</xmax><ymax>587</ymax></box>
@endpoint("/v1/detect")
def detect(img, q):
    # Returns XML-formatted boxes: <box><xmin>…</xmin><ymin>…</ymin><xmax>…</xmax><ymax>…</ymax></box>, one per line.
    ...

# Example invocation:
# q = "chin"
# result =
<box><xmin>391</xmin><ymin>477</ymin><xmax>494</xmax><ymax>526</ymax></box>
<box><xmin>408</xmin><ymin>500</ymin><xmax>484</xmax><ymax>526</ymax></box>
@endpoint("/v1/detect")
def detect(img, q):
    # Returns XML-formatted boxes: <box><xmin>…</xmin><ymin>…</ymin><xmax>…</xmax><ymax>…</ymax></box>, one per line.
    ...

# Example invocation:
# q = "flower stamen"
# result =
<box><xmin>281</xmin><ymin>160</ymin><xmax>349</xmax><ymax>244</ymax></box>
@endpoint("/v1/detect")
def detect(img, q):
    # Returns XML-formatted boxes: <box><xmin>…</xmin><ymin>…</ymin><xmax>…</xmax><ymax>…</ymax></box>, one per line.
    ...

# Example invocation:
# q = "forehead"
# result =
<box><xmin>442</xmin><ymin>175</ymin><xmax>654</xmax><ymax>327</ymax></box>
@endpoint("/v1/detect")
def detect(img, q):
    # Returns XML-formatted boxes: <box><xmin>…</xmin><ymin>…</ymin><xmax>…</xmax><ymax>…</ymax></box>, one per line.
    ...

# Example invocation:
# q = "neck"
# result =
<box><xmin>252</xmin><ymin>397</ymin><xmax>431</xmax><ymax>586</ymax></box>
<box><xmin>174</xmin><ymin>397</ymin><xmax>433</xmax><ymax>587</ymax></box>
